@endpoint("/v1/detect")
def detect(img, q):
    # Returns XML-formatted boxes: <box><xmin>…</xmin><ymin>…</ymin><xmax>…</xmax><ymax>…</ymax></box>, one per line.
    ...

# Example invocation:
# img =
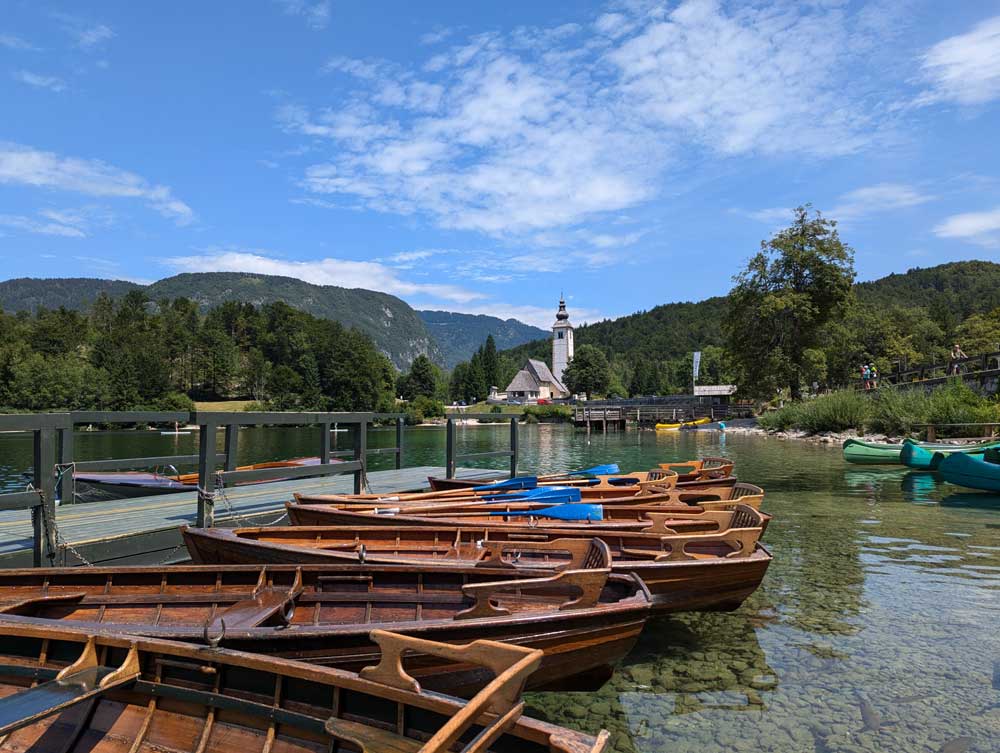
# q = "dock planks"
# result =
<box><xmin>0</xmin><ymin>466</ymin><xmax>497</xmax><ymax>568</ymax></box>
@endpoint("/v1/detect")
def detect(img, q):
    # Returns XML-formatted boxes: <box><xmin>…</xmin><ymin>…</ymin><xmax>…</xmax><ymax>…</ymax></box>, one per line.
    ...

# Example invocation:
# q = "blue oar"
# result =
<box><xmin>482</xmin><ymin>486</ymin><xmax>583</xmax><ymax>504</ymax></box>
<box><xmin>472</xmin><ymin>476</ymin><xmax>538</xmax><ymax>492</ymax></box>
<box><xmin>561</xmin><ymin>463</ymin><xmax>620</xmax><ymax>477</ymax></box>
<box><xmin>491</xmin><ymin>503</ymin><xmax>604</xmax><ymax>521</ymax></box>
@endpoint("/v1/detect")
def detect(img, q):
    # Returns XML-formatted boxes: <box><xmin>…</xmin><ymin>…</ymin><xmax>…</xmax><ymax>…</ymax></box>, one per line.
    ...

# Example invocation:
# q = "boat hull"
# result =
<box><xmin>842</xmin><ymin>439</ymin><xmax>906</xmax><ymax>464</ymax></box>
<box><xmin>939</xmin><ymin>452</ymin><xmax>1000</xmax><ymax>493</ymax></box>
<box><xmin>182</xmin><ymin>527</ymin><xmax>772</xmax><ymax>615</ymax></box>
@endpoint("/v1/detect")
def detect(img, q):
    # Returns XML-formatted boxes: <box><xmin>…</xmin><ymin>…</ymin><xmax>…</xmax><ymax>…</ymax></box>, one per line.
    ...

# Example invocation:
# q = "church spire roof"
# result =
<box><xmin>555</xmin><ymin>294</ymin><xmax>569</xmax><ymax>321</ymax></box>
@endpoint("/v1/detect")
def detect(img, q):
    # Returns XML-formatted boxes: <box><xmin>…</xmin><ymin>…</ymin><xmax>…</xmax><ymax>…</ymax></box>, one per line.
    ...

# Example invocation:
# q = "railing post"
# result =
<box><xmin>353</xmin><ymin>420</ymin><xmax>367</xmax><ymax>494</ymax></box>
<box><xmin>509</xmin><ymin>417</ymin><xmax>518</xmax><ymax>478</ymax></box>
<box><xmin>196</xmin><ymin>422</ymin><xmax>217</xmax><ymax>528</ymax></box>
<box><xmin>224</xmin><ymin>424</ymin><xmax>238</xmax><ymax>472</ymax></box>
<box><xmin>33</xmin><ymin>427</ymin><xmax>58</xmax><ymax>566</ymax></box>
<box><xmin>926</xmin><ymin>424</ymin><xmax>936</xmax><ymax>442</ymax></box>
<box><xmin>395</xmin><ymin>417</ymin><xmax>404</xmax><ymax>470</ymax></box>
<box><xmin>320</xmin><ymin>421</ymin><xmax>331</xmax><ymax>465</ymax></box>
<box><xmin>57</xmin><ymin>422</ymin><xmax>74</xmax><ymax>506</ymax></box>
<box><xmin>445</xmin><ymin>418</ymin><xmax>456</xmax><ymax>479</ymax></box>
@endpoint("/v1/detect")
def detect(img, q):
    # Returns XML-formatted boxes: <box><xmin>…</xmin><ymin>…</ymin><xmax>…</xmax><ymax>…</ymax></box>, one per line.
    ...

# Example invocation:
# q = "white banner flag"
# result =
<box><xmin>692</xmin><ymin>351</ymin><xmax>702</xmax><ymax>381</ymax></box>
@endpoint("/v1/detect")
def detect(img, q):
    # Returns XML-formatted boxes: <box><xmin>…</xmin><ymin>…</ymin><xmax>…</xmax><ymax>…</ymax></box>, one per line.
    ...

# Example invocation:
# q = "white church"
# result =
<box><xmin>492</xmin><ymin>297</ymin><xmax>574</xmax><ymax>403</ymax></box>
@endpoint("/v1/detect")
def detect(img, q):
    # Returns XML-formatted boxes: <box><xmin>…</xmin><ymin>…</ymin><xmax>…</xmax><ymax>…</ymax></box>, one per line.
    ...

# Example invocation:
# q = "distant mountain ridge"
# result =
<box><xmin>418</xmin><ymin>310</ymin><xmax>548</xmax><ymax>368</ymax></box>
<box><xmin>0</xmin><ymin>273</ymin><xmax>546</xmax><ymax>370</ymax></box>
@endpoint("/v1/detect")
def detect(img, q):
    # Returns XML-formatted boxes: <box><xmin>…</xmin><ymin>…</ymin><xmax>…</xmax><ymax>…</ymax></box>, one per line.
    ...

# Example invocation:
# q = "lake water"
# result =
<box><xmin>0</xmin><ymin>423</ymin><xmax>997</xmax><ymax>752</ymax></box>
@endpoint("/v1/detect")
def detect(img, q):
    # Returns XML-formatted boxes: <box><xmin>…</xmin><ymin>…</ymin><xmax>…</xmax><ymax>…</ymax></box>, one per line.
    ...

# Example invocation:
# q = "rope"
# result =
<box><xmin>28</xmin><ymin>482</ymin><xmax>93</xmax><ymax>567</ymax></box>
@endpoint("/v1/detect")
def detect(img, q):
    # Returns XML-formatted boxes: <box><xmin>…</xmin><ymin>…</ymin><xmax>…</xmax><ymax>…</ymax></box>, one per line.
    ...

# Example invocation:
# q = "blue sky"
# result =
<box><xmin>2</xmin><ymin>1</ymin><xmax>999</xmax><ymax>327</ymax></box>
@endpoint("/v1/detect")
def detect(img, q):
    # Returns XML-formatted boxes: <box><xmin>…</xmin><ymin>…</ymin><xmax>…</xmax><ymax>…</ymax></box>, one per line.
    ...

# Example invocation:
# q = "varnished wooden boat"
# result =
<box><xmin>657</xmin><ymin>457</ymin><xmax>734</xmax><ymax>482</ymax></box>
<box><xmin>182</xmin><ymin>518</ymin><xmax>772</xmax><ymax>613</ymax></box>
<box><xmin>0</xmin><ymin>562</ymin><xmax>649</xmax><ymax>696</ymax></box>
<box><xmin>295</xmin><ymin>481</ymin><xmax>764</xmax><ymax>513</ymax></box>
<box><xmin>427</xmin><ymin>466</ymin><xmax>738</xmax><ymax>493</ymax></box>
<box><xmin>0</xmin><ymin>622</ymin><xmax>609</xmax><ymax>753</ymax></box>
<box><xmin>286</xmin><ymin>499</ymin><xmax>771</xmax><ymax>535</ymax></box>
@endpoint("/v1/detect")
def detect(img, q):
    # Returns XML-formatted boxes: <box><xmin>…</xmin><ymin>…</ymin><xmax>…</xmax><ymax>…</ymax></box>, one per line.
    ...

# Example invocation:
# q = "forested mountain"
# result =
<box><xmin>0</xmin><ymin>278</ymin><xmax>142</xmax><ymax>312</ymax></box>
<box><xmin>495</xmin><ymin>261</ymin><xmax>1000</xmax><ymax>397</ymax></box>
<box><xmin>418</xmin><ymin>310</ymin><xmax>547</xmax><ymax>368</ymax></box>
<box><xmin>0</xmin><ymin>274</ymin><xmax>439</xmax><ymax>369</ymax></box>
<box><xmin>0</xmin><ymin>293</ymin><xmax>396</xmax><ymax>412</ymax></box>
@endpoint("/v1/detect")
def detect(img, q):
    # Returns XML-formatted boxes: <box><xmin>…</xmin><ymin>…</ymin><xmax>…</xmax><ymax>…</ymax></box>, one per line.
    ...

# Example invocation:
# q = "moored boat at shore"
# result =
<box><xmin>0</xmin><ymin>562</ymin><xmax>649</xmax><ymax>696</ymax></box>
<box><xmin>182</xmin><ymin>520</ymin><xmax>771</xmax><ymax>614</ymax></box>
<box><xmin>0</xmin><ymin>621</ymin><xmax>610</xmax><ymax>753</ymax></box>
<box><xmin>902</xmin><ymin>439</ymin><xmax>1000</xmax><ymax>470</ymax></box>
<box><xmin>938</xmin><ymin>450</ymin><xmax>1000</xmax><ymax>494</ymax></box>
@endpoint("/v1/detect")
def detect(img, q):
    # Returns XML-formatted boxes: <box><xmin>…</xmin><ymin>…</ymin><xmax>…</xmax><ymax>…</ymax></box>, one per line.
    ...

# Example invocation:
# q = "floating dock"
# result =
<box><xmin>0</xmin><ymin>466</ymin><xmax>496</xmax><ymax>568</ymax></box>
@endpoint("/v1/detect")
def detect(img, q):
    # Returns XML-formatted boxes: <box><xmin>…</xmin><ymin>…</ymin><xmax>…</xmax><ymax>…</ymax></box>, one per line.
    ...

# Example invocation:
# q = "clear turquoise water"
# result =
<box><xmin>0</xmin><ymin>424</ymin><xmax>997</xmax><ymax>751</ymax></box>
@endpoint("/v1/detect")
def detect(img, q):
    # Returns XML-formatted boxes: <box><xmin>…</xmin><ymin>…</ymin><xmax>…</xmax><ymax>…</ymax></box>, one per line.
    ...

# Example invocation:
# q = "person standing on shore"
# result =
<box><xmin>949</xmin><ymin>344</ymin><xmax>967</xmax><ymax>375</ymax></box>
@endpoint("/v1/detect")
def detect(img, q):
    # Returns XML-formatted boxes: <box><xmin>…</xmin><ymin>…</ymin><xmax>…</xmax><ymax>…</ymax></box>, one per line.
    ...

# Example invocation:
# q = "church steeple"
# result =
<box><xmin>551</xmin><ymin>294</ymin><xmax>574</xmax><ymax>386</ymax></box>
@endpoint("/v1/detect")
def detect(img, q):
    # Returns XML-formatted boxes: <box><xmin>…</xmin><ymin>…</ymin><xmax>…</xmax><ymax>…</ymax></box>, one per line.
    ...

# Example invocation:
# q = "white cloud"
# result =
<box><xmin>75</xmin><ymin>24</ymin><xmax>114</xmax><ymax>49</ymax></box>
<box><xmin>0</xmin><ymin>144</ymin><xmax>193</xmax><ymax>224</ymax></box>
<box><xmin>918</xmin><ymin>16</ymin><xmax>1000</xmax><ymax>106</ymax></box>
<box><xmin>830</xmin><ymin>183</ymin><xmax>931</xmax><ymax>220</ymax></box>
<box><xmin>420</xmin><ymin>28</ymin><xmax>453</xmax><ymax>45</ymax></box>
<box><xmin>160</xmin><ymin>250</ymin><xmax>485</xmax><ymax>303</ymax></box>
<box><xmin>0</xmin><ymin>33</ymin><xmax>38</xmax><ymax>51</ymax></box>
<box><xmin>281</xmin><ymin>0</ymin><xmax>893</xmax><ymax>241</ymax></box>
<box><xmin>0</xmin><ymin>213</ymin><xmax>84</xmax><ymax>238</ymax></box>
<box><xmin>12</xmin><ymin>70</ymin><xmax>66</xmax><ymax>93</ymax></box>
<box><xmin>274</xmin><ymin>0</ymin><xmax>330</xmax><ymax>30</ymax></box>
<box><xmin>744</xmin><ymin>184</ymin><xmax>931</xmax><ymax>226</ymax></box>
<box><xmin>0</xmin><ymin>206</ymin><xmax>114</xmax><ymax>238</ymax></box>
<box><xmin>933</xmin><ymin>207</ymin><xmax>1000</xmax><ymax>246</ymax></box>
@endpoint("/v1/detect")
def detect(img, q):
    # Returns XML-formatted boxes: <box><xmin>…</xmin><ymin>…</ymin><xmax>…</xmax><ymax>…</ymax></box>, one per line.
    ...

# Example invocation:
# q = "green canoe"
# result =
<box><xmin>905</xmin><ymin>439</ymin><xmax>1000</xmax><ymax>470</ymax></box>
<box><xmin>842</xmin><ymin>438</ymin><xmax>914</xmax><ymax>464</ymax></box>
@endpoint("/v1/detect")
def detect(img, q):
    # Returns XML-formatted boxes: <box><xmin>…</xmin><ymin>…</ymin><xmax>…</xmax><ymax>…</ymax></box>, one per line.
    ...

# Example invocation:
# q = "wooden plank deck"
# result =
<box><xmin>0</xmin><ymin>466</ymin><xmax>497</xmax><ymax>569</ymax></box>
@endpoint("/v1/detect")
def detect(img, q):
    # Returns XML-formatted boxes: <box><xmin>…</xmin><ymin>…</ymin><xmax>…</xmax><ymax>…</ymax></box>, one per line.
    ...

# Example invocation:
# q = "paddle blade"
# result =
<box><xmin>568</xmin><ymin>463</ymin><xmax>620</xmax><ymax>476</ymax></box>
<box><xmin>483</xmin><ymin>486</ymin><xmax>583</xmax><ymax>504</ymax></box>
<box><xmin>496</xmin><ymin>503</ymin><xmax>604</xmax><ymax>521</ymax></box>
<box><xmin>473</xmin><ymin>476</ymin><xmax>538</xmax><ymax>492</ymax></box>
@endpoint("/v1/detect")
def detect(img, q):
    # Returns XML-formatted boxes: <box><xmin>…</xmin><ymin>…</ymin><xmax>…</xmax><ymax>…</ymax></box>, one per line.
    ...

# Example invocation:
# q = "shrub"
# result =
<box><xmin>793</xmin><ymin>390</ymin><xmax>869</xmax><ymax>433</ymax></box>
<box><xmin>867</xmin><ymin>387</ymin><xmax>929</xmax><ymax>436</ymax></box>
<box><xmin>521</xmin><ymin>405</ymin><xmax>572</xmax><ymax>422</ymax></box>
<box><xmin>757</xmin><ymin>404</ymin><xmax>801</xmax><ymax>432</ymax></box>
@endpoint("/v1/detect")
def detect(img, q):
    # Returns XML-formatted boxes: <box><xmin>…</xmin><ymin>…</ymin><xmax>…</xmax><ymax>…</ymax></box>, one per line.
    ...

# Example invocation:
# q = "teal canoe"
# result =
<box><xmin>938</xmin><ymin>451</ymin><xmax>1000</xmax><ymax>493</ymax></box>
<box><xmin>902</xmin><ymin>439</ymin><xmax>1000</xmax><ymax>470</ymax></box>
<box><xmin>842</xmin><ymin>439</ymin><xmax>913</xmax><ymax>464</ymax></box>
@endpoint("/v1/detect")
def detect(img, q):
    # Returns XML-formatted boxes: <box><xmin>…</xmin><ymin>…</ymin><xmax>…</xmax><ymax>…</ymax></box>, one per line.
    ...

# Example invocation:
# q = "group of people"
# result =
<box><xmin>860</xmin><ymin>363</ymin><xmax>879</xmax><ymax>390</ymax></box>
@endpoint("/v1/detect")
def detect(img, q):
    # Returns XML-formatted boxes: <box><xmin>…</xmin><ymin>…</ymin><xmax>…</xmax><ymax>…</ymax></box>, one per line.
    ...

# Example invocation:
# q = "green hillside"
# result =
<box><xmin>0</xmin><ymin>273</ymin><xmax>439</xmax><ymax>369</ymax></box>
<box><xmin>418</xmin><ymin>310</ymin><xmax>547</xmax><ymax>368</ymax></box>
<box><xmin>497</xmin><ymin>261</ymin><xmax>1000</xmax><ymax>395</ymax></box>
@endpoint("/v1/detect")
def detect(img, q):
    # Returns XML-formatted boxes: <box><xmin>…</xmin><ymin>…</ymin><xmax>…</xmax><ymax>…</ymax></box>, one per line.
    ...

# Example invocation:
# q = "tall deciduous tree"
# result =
<box><xmin>726</xmin><ymin>205</ymin><xmax>855</xmax><ymax>399</ymax></box>
<box><xmin>562</xmin><ymin>344</ymin><xmax>610</xmax><ymax>397</ymax></box>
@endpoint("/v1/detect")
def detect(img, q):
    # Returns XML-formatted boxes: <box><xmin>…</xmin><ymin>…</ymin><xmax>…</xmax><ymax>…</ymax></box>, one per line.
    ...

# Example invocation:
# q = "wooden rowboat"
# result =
<box><xmin>0</xmin><ymin>622</ymin><xmax>609</xmax><ymax>753</ymax></box>
<box><xmin>286</xmin><ymin>500</ymin><xmax>772</xmax><ymax>535</ymax></box>
<box><xmin>0</xmin><ymin>562</ymin><xmax>649</xmax><ymax>696</ymax></box>
<box><xmin>427</xmin><ymin>467</ymin><xmax>738</xmax><ymax>493</ymax></box>
<box><xmin>296</xmin><ymin>482</ymin><xmax>764</xmax><ymax>513</ymax></box>
<box><xmin>182</xmin><ymin>519</ymin><xmax>772</xmax><ymax>613</ymax></box>
<box><xmin>657</xmin><ymin>457</ymin><xmax>735</xmax><ymax>482</ymax></box>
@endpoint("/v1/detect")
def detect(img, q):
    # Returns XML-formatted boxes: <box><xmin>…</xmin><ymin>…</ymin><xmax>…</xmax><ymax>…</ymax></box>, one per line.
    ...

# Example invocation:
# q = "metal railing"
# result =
<box><xmin>444</xmin><ymin>415</ymin><xmax>518</xmax><ymax>479</ymax></box>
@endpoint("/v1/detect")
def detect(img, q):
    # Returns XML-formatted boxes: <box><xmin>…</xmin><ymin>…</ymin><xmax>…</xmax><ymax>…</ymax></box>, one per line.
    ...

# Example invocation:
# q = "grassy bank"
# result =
<box><xmin>758</xmin><ymin>381</ymin><xmax>998</xmax><ymax>436</ymax></box>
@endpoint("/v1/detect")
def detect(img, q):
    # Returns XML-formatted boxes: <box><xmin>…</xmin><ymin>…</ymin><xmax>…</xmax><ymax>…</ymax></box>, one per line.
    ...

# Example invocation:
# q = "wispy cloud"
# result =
<box><xmin>160</xmin><ymin>249</ymin><xmax>485</xmax><ymax>303</ymax></box>
<box><xmin>279</xmin><ymin>1</ymin><xmax>895</xmax><ymax>241</ymax></box>
<box><xmin>420</xmin><ymin>28</ymin><xmax>453</xmax><ymax>45</ymax></box>
<box><xmin>917</xmin><ymin>16</ymin><xmax>1000</xmax><ymax>106</ymax></box>
<box><xmin>0</xmin><ymin>206</ymin><xmax>113</xmax><ymax>239</ymax></box>
<box><xmin>0</xmin><ymin>143</ymin><xmax>193</xmax><ymax>224</ymax></box>
<box><xmin>0</xmin><ymin>33</ymin><xmax>38</xmax><ymax>51</ymax></box>
<box><xmin>274</xmin><ymin>0</ymin><xmax>330</xmax><ymax>30</ymax></box>
<box><xmin>933</xmin><ymin>206</ymin><xmax>1000</xmax><ymax>247</ymax></box>
<box><xmin>744</xmin><ymin>183</ymin><xmax>932</xmax><ymax>226</ymax></box>
<box><xmin>51</xmin><ymin>13</ymin><xmax>115</xmax><ymax>50</ymax></box>
<box><xmin>830</xmin><ymin>183</ymin><xmax>932</xmax><ymax>220</ymax></box>
<box><xmin>12</xmin><ymin>70</ymin><xmax>66</xmax><ymax>93</ymax></box>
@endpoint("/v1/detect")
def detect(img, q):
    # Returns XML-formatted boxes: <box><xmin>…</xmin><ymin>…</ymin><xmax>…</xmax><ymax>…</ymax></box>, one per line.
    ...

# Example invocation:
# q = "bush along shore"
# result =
<box><xmin>752</xmin><ymin>381</ymin><xmax>998</xmax><ymax>442</ymax></box>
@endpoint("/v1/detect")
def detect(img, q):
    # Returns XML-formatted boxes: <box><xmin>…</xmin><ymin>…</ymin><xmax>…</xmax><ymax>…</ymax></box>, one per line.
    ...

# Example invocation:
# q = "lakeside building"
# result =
<box><xmin>492</xmin><ymin>297</ymin><xmax>573</xmax><ymax>403</ymax></box>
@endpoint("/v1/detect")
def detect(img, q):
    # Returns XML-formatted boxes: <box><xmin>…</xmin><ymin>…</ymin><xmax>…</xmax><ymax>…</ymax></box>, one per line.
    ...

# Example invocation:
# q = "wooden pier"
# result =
<box><xmin>572</xmin><ymin>399</ymin><xmax>752</xmax><ymax>430</ymax></box>
<box><xmin>0</xmin><ymin>465</ymin><xmax>496</xmax><ymax>568</ymax></box>
<box><xmin>0</xmin><ymin>410</ymin><xmax>517</xmax><ymax>569</ymax></box>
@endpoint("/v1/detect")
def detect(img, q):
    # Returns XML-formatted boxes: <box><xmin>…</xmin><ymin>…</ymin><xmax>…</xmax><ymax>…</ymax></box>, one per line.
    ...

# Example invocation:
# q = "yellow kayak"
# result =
<box><xmin>655</xmin><ymin>417</ymin><xmax>712</xmax><ymax>431</ymax></box>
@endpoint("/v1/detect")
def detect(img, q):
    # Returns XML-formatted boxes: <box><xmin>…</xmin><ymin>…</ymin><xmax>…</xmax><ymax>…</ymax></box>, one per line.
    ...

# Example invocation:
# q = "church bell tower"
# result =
<box><xmin>552</xmin><ymin>295</ymin><xmax>574</xmax><ymax>385</ymax></box>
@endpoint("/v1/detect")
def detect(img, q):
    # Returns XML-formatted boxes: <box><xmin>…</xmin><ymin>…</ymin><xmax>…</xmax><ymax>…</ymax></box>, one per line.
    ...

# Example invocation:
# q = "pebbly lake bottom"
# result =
<box><xmin>515</xmin><ymin>429</ymin><xmax>1000</xmax><ymax>753</ymax></box>
<box><xmin>0</xmin><ymin>424</ymin><xmax>997</xmax><ymax>751</ymax></box>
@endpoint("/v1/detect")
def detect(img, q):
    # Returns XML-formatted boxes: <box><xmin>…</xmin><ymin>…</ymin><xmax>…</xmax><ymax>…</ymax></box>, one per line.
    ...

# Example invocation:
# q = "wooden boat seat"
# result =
<box><xmin>0</xmin><ymin>637</ymin><xmax>139</xmax><ymax>736</ymax></box>
<box><xmin>212</xmin><ymin>569</ymin><xmax>304</xmax><ymax>630</ymax></box>
<box><xmin>325</xmin><ymin>717</ymin><xmax>423</xmax><ymax>753</ymax></box>
<box><xmin>0</xmin><ymin>592</ymin><xmax>87</xmax><ymax>615</ymax></box>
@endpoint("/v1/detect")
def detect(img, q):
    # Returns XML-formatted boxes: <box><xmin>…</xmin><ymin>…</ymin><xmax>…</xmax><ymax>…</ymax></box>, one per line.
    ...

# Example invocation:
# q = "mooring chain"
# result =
<box><xmin>28</xmin><ymin>483</ymin><xmax>94</xmax><ymax>567</ymax></box>
<box><xmin>212</xmin><ymin>473</ymin><xmax>287</xmax><ymax>527</ymax></box>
